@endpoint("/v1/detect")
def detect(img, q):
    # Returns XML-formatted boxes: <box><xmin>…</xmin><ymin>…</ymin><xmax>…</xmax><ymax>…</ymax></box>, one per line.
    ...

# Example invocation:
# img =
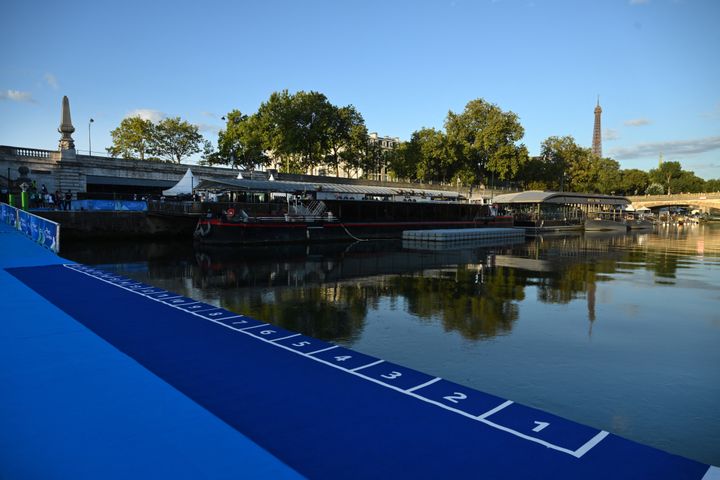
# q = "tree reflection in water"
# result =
<box><xmin>61</xmin><ymin>224</ymin><xmax>720</xmax><ymax>344</ymax></box>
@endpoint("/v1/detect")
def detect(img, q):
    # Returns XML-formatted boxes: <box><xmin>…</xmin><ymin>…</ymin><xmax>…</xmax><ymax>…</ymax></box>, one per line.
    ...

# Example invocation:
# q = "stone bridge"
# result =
<box><xmin>0</xmin><ymin>145</ymin><xmax>466</xmax><ymax>199</ymax></box>
<box><xmin>627</xmin><ymin>192</ymin><xmax>720</xmax><ymax>213</ymax></box>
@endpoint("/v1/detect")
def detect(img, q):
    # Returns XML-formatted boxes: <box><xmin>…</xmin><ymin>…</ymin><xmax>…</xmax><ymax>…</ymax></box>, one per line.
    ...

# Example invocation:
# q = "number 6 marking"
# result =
<box><xmin>443</xmin><ymin>392</ymin><xmax>467</xmax><ymax>404</ymax></box>
<box><xmin>381</xmin><ymin>371</ymin><xmax>402</xmax><ymax>380</ymax></box>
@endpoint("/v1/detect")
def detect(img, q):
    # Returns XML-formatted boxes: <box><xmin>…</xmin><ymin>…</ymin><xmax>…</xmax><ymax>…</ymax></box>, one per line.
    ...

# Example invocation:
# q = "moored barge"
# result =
<box><xmin>191</xmin><ymin>178</ymin><xmax>512</xmax><ymax>245</ymax></box>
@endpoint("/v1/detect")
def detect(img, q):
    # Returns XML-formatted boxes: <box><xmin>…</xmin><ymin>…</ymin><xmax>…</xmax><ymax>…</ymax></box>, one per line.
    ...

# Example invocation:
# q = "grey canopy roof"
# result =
<box><xmin>492</xmin><ymin>190</ymin><xmax>629</xmax><ymax>206</ymax></box>
<box><xmin>194</xmin><ymin>177</ymin><xmax>463</xmax><ymax>199</ymax></box>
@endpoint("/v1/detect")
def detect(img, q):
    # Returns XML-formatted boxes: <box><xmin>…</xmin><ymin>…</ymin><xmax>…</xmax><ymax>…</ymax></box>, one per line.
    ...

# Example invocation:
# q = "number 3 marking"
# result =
<box><xmin>443</xmin><ymin>392</ymin><xmax>467</xmax><ymax>404</ymax></box>
<box><xmin>381</xmin><ymin>371</ymin><xmax>402</xmax><ymax>380</ymax></box>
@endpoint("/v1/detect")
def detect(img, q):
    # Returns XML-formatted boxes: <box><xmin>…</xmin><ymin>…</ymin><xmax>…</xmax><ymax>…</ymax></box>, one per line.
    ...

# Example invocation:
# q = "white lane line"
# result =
<box><xmin>477</xmin><ymin>400</ymin><xmax>514</xmax><ymax>420</ymax></box>
<box><xmin>203</xmin><ymin>314</ymin><xmax>242</xmax><ymax>321</ymax></box>
<box><xmin>405</xmin><ymin>377</ymin><xmax>442</xmax><ymax>393</ymax></box>
<box><xmin>64</xmin><ymin>263</ymin><xmax>608</xmax><ymax>458</ymax></box>
<box><xmin>238</xmin><ymin>323</ymin><xmax>269</xmax><ymax>331</ymax></box>
<box><xmin>307</xmin><ymin>345</ymin><xmax>338</xmax><ymax>355</ymax></box>
<box><xmin>350</xmin><ymin>359</ymin><xmax>385</xmax><ymax>372</ymax></box>
<box><xmin>271</xmin><ymin>333</ymin><xmax>302</xmax><ymax>342</ymax></box>
<box><xmin>573</xmin><ymin>431</ymin><xmax>610</xmax><ymax>458</ymax></box>
<box><xmin>701</xmin><ymin>466</ymin><xmax>720</xmax><ymax>480</ymax></box>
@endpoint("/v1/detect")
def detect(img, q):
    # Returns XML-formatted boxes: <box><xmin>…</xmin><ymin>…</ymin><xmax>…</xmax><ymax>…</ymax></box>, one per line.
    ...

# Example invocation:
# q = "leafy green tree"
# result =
<box><xmin>151</xmin><ymin>117</ymin><xmax>204</xmax><ymax>164</ymax></box>
<box><xmin>387</xmin><ymin>140</ymin><xmax>419</xmax><ymax>181</ymax></box>
<box><xmin>324</xmin><ymin>105</ymin><xmax>367</xmax><ymax>176</ymax></box>
<box><xmin>705</xmin><ymin>179</ymin><xmax>720</xmax><ymax>192</ymax></box>
<box><xmin>107</xmin><ymin>116</ymin><xmax>155</xmax><ymax>160</ymax></box>
<box><xmin>357</xmin><ymin>139</ymin><xmax>392</xmax><ymax>180</ymax></box>
<box><xmin>407</xmin><ymin>128</ymin><xmax>452</xmax><ymax>182</ymax></box>
<box><xmin>620</xmin><ymin>169</ymin><xmax>649</xmax><ymax>196</ymax></box>
<box><xmin>255</xmin><ymin>90</ymin><xmax>335</xmax><ymax>173</ymax></box>
<box><xmin>649</xmin><ymin>161</ymin><xmax>682</xmax><ymax>195</ymax></box>
<box><xmin>289</xmin><ymin>90</ymin><xmax>334</xmax><ymax>171</ymax></box>
<box><xmin>215</xmin><ymin>110</ymin><xmax>269</xmax><ymax>170</ymax></box>
<box><xmin>673</xmin><ymin>170</ymin><xmax>705</xmax><ymax>193</ymax></box>
<box><xmin>595</xmin><ymin>158</ymin><xmax>622</xmax><ymax>194</ymax></box>
<box><xmin>565</xmin><ymin>147</ymin><xmax>599</xmax><ymax>193</ymax></box>
<box><xmin>537</xmin><ymin>136</ymin><xmax>586</xmax><ymax>191</ymax></box>
<box><xmin>646</xmin><ymin>183</ymin><xmax>664</xmax><ymax>195</ymax></box>
<box><xmin>343</xmin><ymin>121</ymin><xmax>371</xmax><ymax>176</ymax></box>
<box><xmin>445</xmin><ymin>98</ymin><xmax>528</xmax><ymax>185</ymax></box>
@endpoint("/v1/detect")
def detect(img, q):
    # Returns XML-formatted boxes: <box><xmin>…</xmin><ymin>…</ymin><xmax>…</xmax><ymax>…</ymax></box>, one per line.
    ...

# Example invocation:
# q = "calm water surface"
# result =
<box><xmin>62</xmin><ymin>224</ymin><xmax>720</xmax><ymax>465</ymax></box>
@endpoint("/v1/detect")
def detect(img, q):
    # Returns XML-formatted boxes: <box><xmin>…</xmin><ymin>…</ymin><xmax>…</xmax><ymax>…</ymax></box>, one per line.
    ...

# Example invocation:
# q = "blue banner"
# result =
<box><xmin>0</xmin><ymin>203</ymin><xmax>16</xmax><ymax>227</ymax></box>
<box><xmin>71</xmin><ymin>200</ymin><xmax>147</xmax><ymax>211</ymax></box>
<box><xmin>2</xmin><ymin>203</ymin><xmax>59</xmax><ymax>253</ymax></box>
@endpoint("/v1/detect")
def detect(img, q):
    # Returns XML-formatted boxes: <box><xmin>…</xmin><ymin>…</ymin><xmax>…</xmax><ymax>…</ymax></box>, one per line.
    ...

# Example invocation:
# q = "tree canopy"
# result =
<box><xmin>152</xmin><ymin>117</ymin><xmax>203</xmax><ymax>163</ymax></box>
<box><xmin>107</xmin><ymin>117</ymin><xmax>154</xmax><ymax>160</ymax></box>
<box><xmin>105</xmin><ymin>89</ymin><xmax>720</xmax><ymax>192</ymax></box>
<box><xmin>445</xmin><ymin>99</ymin><xmax>528</xmax><ymax>185</ymax></box>
<box><xmin>107</xmin><ymin>115</ymin><xmax>204</xmax><ymax>164</ymax></box>
<box><xmin>211</xmin><ymin>110</ymin><xmax>270</xmax><ymax>170</ymax></box>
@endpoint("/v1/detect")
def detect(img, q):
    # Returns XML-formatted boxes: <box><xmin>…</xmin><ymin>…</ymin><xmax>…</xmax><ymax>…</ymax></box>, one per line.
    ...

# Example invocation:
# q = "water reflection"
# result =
<box><xmin>59</xmin><ymin>224</ymin><xmax>718</xmax><ymax>343</ymax></box>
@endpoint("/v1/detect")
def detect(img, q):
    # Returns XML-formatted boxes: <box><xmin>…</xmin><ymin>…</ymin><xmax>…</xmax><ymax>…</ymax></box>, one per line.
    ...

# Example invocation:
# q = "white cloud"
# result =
<box><xmin>603</xmin><ymin>129</ymin><xmax>620</xmax><ymax>141</ymax></box>
<box><xmin>624</xmin><ymin>118</ymin><xmax>651</xmax><ymax>127</ymax></box>
<box><xmin>0</xmin><ymin>89</ymin><xmax>35</xmax><ymax>102</ymax></box>
<box><xmin>609</xmin><ymin>136</ymin><xmax>720</xmax><ymax>159</ymax></box>
<box><xmin>44</xmin><ymin>73</ymin><xmax>59</xmax><ymax>89</ymax></box>
<box><xmin>126</xmin><ymin>108</ymin><xmax>166</xmax><ymax>123</ymax></box>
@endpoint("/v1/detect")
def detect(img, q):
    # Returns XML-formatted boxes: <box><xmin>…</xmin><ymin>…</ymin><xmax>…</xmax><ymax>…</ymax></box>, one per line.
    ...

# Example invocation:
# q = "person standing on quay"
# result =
<box><xmin>64</xmin><ymin>190</ymin><xmax>72</xmax><ymax>211</ymax></box>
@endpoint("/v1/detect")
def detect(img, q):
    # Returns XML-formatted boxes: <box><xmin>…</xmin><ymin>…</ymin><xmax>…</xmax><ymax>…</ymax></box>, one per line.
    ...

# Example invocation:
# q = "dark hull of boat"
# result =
<box><xmin>195</xmin><ymin>217</ymin><xmax>513</xmax><ymax>245</ymax></box>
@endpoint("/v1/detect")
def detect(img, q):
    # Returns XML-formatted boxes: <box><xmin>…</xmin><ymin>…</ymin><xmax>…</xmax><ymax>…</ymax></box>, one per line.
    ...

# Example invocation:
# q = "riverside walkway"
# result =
<box><xmin>0</xmin><ymin>221</ymin><xmax>716</xmax><ymax>479</ymax></box>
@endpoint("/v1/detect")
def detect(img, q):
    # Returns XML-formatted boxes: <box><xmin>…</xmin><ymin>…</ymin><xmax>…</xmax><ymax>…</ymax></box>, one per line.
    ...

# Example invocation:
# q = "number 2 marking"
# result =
<box><xmin>532</xmin><ymin>421</ymin><xmax>550</xmax><ymax>433</ymax></box>
<box><xmin>443</xmin><ymin>392</ymin><xmax>467</xmax><ymax>404</ymax></box>
<box><xmin>334</xmin><ymin>356</ymin><xmax>352</xmax><ymax>362</ymax></box>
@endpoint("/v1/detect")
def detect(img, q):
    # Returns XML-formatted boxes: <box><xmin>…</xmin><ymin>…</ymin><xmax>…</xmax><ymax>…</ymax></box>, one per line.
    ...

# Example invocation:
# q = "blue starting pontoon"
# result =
<box><xmin>0</xmin><ymin>219</ymin><xmax>716</xmax><ymax>479</ymax></box>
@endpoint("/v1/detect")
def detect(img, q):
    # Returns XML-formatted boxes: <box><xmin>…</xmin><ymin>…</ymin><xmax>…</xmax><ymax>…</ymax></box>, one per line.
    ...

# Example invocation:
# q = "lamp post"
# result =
<box><xmin>88</xmin><ymin>118</ymin><xmax>94</xmax><ymax>156</ymax></box>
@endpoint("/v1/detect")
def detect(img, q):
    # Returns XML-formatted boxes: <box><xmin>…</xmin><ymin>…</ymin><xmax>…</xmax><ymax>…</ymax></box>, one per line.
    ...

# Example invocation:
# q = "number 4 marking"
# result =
<box><xmin>532</xmin><ymin>421</ymin><xmax>550</xmax><ymax>433</ymax></box>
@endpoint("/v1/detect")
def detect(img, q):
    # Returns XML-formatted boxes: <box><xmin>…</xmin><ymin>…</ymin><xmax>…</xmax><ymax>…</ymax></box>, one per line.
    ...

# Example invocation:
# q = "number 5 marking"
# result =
<box><xmin>532</xmin><ymin>421</ymin><xmax>550</xmax><ymax>433</ymax></box>
<box><xmin>443</xmin><ymin>392</ymin><xmax>467</xmax><ymax>404</ymax></box>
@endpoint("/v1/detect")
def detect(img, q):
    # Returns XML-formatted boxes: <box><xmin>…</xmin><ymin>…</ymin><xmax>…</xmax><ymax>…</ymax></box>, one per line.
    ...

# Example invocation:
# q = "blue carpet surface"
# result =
<box><xmin>5</xmin><ymin>257</ymin><xmax>712</xmax><ymax>479</ymax></box>
<box><xmin>0</xmin><ymin>223</ymin><xmax>301</xmax><ymax>479</ymax></box>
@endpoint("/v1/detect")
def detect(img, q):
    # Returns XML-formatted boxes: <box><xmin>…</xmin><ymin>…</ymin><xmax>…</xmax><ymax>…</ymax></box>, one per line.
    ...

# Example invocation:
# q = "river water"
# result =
<box><xmin>62</xmin><ymin>223</ymin><xmax>720</xmax><ymax>466</ymax></box>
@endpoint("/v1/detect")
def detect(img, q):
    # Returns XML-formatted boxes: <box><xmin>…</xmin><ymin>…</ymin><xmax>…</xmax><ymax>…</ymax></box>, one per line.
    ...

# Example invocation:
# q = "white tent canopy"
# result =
<box><xmin>163</xmin><ymin>168</ymin><xmax>197</xmax><ymax>196</ymax></box>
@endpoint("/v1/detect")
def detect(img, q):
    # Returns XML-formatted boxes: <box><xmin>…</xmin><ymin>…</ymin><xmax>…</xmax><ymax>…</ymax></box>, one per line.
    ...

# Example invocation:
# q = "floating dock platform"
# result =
<box><xmin>0</xmin><ymin>221</ymin><xmax>716</xmax><ymax>479</ymax></box>
<box><xmin>403</xmin><ymin>227</ymin><xmax>526</xmax><ymax>242</ymax></box>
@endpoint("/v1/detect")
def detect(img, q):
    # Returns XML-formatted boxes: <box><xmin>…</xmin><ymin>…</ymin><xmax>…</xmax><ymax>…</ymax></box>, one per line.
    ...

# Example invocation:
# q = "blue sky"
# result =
<box><xmin>2</xmin><ymin>0</ymin><xmax>719</xmax><ymax>179</ymax></box>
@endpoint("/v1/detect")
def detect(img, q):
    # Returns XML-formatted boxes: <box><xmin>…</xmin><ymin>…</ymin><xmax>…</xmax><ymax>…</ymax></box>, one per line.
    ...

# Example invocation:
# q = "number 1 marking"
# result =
<box><xmin>532</xmin><ymin>421</ymin><xmax>550</xmax><ymax>433</ymax></box>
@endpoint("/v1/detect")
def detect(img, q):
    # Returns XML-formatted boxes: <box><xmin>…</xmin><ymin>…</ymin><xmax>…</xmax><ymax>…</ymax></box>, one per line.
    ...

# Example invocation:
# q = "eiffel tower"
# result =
<box><xmin>592</xmin><ymin>97</ymin><xmax>602</xmax><ymax>157</ymax></box>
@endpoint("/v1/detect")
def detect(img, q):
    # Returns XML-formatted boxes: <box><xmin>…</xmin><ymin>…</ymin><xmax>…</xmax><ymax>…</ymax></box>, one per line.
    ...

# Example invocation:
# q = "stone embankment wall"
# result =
<box><xmin>36</xmin><ymin>211</ymin><xmax>198</xmax><ymax>240</ymax></box>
